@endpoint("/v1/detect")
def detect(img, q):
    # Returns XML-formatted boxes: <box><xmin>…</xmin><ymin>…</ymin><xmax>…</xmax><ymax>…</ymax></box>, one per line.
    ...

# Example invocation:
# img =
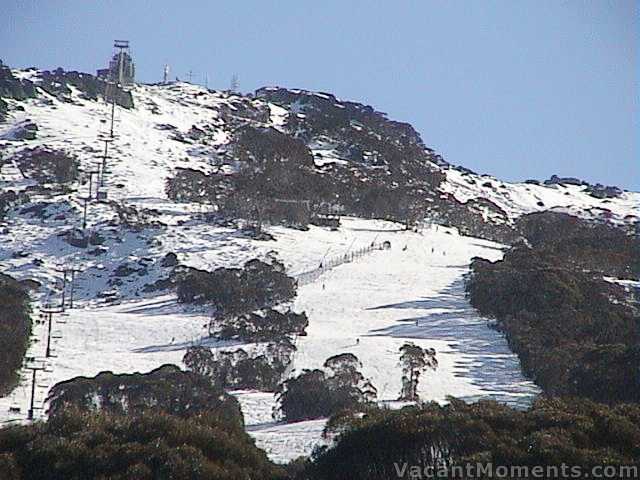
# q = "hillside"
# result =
<box><xmin>0</xmin><ymin>65</ymin><xmax>637</xmax><ymax>463</ymax></box>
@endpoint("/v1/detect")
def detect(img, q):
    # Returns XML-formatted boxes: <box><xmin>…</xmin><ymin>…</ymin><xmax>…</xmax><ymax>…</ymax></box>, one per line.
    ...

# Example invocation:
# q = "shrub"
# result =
<box><xmin>176</xmin><ymin>258</ymin><xmax>296</xmax><ymax>315</ymax></box>
<box><xmin>515</xmin><ymin>211</ymin><xmax>640</xmax><ymax>278</ymax></box>
<box><xmin>46</xmin><ymin>365</ymin><xmax>243</xmax><ymax>428</ymax></box>
<box><xmin>2</xmin><ymin>364</ymin><xmax>289</xmax><ymax>479</ymax></box>
<box><xmin>213</xmin><ymin>309</ymin><xmax>308</xmax><ymax>343</ymax></box>
<box><xmin>0</xmin><ymin>408</ymin><xmax>285</xmax><ymax>479</ymax></box>
<box><xmin>276</xmin><ymin>354</ymin><xmax>376</xmax><ymax>422</ymax></box>
<box><xmin>12</xmin><ymin>147</ymin><xmax>78</xmax><ymax>184</ymax></box>
<box><xmin>165</xmin><ymin>167</ymin><xmax>229</xmax><ymax>204</ymax></box>
<box><xmin>184</xmin><ymin>342</ymin><xmax>296</xmax><ymax>391</ymax></box>
<box><xmin>0</xmin><ymin>273</ymin><xmax>31</xmax><ymax>395</ymax></box>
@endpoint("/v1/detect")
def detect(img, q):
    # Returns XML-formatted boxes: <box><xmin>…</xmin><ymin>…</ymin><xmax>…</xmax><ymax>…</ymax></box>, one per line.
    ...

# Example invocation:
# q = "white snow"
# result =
<box><xmin>290</xmin><ymin>224</ymin><xmax>539</xmax><ymax>406</ymax></box>
<box><xmin>1</xmin><ymin>73</ymin><xmax>634</xmax><ymax>463</ymax></box>
<box><xmin>439</xmin><ymin>168</ymin><xmax>639</xmax><ymax>225</ymax></box>
<box><xmin>0</xmin><ymin>219</ymin><xmax>539</xmax><ymax>463</ymax></box>
<box><xmin>268</xmin><ymin>103</ymin><xmax>289</xmax><ymax>130</ymax></box>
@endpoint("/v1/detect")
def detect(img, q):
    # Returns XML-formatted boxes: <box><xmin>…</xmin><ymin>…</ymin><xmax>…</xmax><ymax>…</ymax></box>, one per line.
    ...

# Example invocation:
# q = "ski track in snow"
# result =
<box><xmin>0</xmin><ymin>219</ymin><xmax>539</xmax><ymax>463</ymax></box>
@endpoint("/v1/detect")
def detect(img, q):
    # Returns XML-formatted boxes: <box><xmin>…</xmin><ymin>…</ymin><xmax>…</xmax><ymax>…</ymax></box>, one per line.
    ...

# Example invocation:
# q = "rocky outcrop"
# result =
<box><xmin>586</xmin><ymin>183</ymin><xmax>623</xmax><ymax>199</ymax></box>
<box><xmin>0</xmin><ymin>64</ymin><xmax>36</xmax><ymax>120</ymax></box>
<box><xmin>39</xmin><ymin>68</ymin><xmax>134</xmax><ymax>108</ymax></box>
<box><xmin>544</xmin><ymin>174</ymin><xmax>585</xmax><ymax>186</ymax></box>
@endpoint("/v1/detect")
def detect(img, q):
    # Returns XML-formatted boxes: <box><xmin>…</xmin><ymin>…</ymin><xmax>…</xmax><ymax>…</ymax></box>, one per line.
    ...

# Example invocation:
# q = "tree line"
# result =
<box><xmin>466</xmin><ymin>212</ymin><xmax>640</xmax><ymax>403</ymax></box>
<box><xmin>183</xmin><ymin>343</ymin><xmax>438</xmax><ymax>423</ymax></box>
<box><xmin>297</xmin><ymin>397</ymin><xmax>640</xmax><ymax>479</ymax></box>
<box><xmin>177</xmin><ymin>254</ymin><xmax>311</xmax><ymax>392</ymax></box>
<box><xmin>0</xmin><ymin>365</ymin><xmax>286</xmax><ymax>479</ymax></box>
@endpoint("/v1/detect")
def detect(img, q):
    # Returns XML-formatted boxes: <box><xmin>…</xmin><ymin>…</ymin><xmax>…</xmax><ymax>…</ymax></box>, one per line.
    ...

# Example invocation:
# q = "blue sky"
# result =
<box><xmin>2</xmin><ymin>1</ymin><xmax>638</xmax><ymax>189</ymax></box>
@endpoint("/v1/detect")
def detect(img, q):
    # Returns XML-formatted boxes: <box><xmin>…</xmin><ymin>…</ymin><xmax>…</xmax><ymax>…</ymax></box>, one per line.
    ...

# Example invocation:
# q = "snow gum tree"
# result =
<box><xmin>398</xmin><ymin>342</ymin><xmax>437</xmax><ymax>401</ymax></box>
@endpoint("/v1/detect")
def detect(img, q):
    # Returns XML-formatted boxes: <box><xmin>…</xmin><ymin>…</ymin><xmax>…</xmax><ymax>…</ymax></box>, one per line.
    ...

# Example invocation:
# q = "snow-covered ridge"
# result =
<box><xmin>440</xmin><ymin>167</ymin><xmax>639</xmax><ymax>227</ymax></box>
<box><xmin>1</xmin><ymin>68</ymin><xmax>637</xmax><ymax>228</ymax></box>
<box><xmin>0</xmin><ymin>68</ymin><xmax>637</xmax><ymax>318</ymax></box>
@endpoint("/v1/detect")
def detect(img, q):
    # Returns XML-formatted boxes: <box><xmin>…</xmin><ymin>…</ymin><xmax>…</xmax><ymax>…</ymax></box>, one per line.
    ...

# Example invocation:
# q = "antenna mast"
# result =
<box><xmin>163</xmin><ymin>64</ymin><xmax>170</xmax><ymax>84</ymax></box>
<box><xmin>230</xmin><ymin>73</ymin><xmax>239</xmax><ymax>93</ymax></box>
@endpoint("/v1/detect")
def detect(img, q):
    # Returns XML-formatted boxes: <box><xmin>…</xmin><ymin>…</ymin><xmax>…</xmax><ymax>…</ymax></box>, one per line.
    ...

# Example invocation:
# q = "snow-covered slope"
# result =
<box><xmin>0</xmin><ymin>218</ymin><xmax>539</xmax><ymax>463</ymax></box>
<box><xmin>0</xmin><ymin>68</ymin><xmax>634</xmax><ymax>462</ymax></box>
<box><xmin>1</xmin><ymin>81</ymin><xmax>253</xmax><ymax>201</ymax></box>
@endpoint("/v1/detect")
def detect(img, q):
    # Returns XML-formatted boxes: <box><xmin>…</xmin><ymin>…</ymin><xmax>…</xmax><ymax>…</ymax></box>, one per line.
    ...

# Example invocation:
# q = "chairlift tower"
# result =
<box><xmin>40</xmin><ymin>305</ymin><xmax>64</xmax><ymax>357</ymax></box>
<box><xmin>26</xmin><ymin>364</ymin><xmax>45</xmax><ymax>420</ymax></box>
<box><xmin>108</xmin><ymin>40</ymin><xmax>134</xmax><ymax>137</ymax></box>
<box><xmin>99</xmin><ymin>40</ymin><xmax>134</xmax><ymax>188</ymax></box>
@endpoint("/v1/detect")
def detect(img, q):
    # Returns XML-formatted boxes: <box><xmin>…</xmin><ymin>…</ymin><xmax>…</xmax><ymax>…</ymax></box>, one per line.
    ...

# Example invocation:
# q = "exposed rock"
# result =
<box><xmin>65</xmin><ymin>229</ymin><xmax>105</xmax><ymax>248</ymax></box>
<box><xmin>187</xmin><ymin>125</ymin><xmax>206</xmax><ymax>141</ymax></box>
<box><xmin>0</xmin><ymin>64</ymin><xmax>37</xmax><ymax>103</ymax></box>
<box><xmin>19</xmin><ymin>278</ymin><xmax>42</xmax><ymax>291</ymax></box>
<box><xmin>114</xmin><ymin>263</ymin><xmax>139</xmax><ymax>277</ymax></box>
<box><xmin>142</xmin><ymin>276</ymin><xmax>174</xmax><ymax>292</ymax></box>
<box><xmin>587</xmin><ymin>184</ymin><xmax>623</xmax><ymax>199</ymax></box>
<box><xmin>241</xmin><ymin>225</ymin><xmax>275</xmax><ymax>241</ymax></box>
<box><xmin>310</xmin><ymin>215</ymin><xmax>341</xmax><ymax>230</ymax></box>
<box><xmin>19</xmin><ymin>202</ymin><xmax>49</xmax><ymax>218</ymax></box>
<box><xmin>11</xmin><ymin>146</ymin><xmax>79</xmax><ymax>184</ymax></box>
<box><xmin>544</xmin><ymin>174</ymin><xmax>585</xmax><ymax>186</ymax></box>
<box><xmin>38</xmin><ymin>68</ymin><xmax>134</xmax><ymax>108</ymax></box>
<box><xmin>88</xmin><ymin>231</ymin><xmax>105</xmax><ymax>245</ymax></box>
<box><xmin>7</xmin><ymin>119</ymin><xmax>38</xmax><ymax>140</ymax></box>
<box><xmin>87</xmin><ymin>246</ymin><xmax>108</xmax><ymax>256</ymax></box>
<box><xmin>160</xmin><ymin>252</ymin><xmax>178</xmax><ymax>267</ymax></box>
<box><xmin>0</xmin><ymin>190</ymin><xmax>30</xmax><ymax>218</ymax></box>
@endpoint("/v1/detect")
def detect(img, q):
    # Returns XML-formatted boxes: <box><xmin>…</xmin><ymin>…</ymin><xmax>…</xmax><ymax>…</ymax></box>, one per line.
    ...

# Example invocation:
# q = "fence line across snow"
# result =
<box><xmin>293</xmin><ymin>241</ymin><xmax>389</xmax><ymax>287</ymax></box>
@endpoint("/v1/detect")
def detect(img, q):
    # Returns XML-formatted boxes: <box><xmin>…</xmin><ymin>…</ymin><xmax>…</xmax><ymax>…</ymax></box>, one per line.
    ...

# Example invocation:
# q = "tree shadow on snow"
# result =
<box><xmin>131</xmin><ymin>336</ymin><xmax>240</xmax><ymax>354</ymax></box>
<box><xmin>117</xmin><ymin>297</ymin><xmax>207</xmax><ymax>318</ymax></box>
<box><xmin>365</xmin><ymin>278</ymin><xmax>539</xmax><ymax>408</ymax></box>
